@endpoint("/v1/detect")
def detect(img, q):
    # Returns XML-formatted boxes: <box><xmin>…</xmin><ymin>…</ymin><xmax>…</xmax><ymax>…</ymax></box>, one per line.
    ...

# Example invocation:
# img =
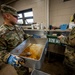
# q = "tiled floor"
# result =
<box><xmin>41</xmin><ymin>53</ymin><xmax>66</xmax><ymax>75</ymax></box>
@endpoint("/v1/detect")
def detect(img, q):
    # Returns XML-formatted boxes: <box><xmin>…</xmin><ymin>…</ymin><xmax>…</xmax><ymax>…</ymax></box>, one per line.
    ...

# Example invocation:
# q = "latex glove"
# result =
<box><xmin>58</xmin><ymin>35</ymin><xmax>65</xmax><ymax>39</ymax></box>
<box><xmin>7</xmin><ymin>54</ymin><xmax>25</xmax><ymax>67</ymax></box>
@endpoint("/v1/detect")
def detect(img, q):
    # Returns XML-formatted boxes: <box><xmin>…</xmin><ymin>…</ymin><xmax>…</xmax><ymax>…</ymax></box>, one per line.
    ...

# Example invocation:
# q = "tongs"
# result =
<box><xmin>22</xmin><ymin>52</ymin><xmax>32</xmax><ymax>56</ymax></box>
<box><xmin>22</xmin><ymin>43</ymin><xmax>32</xmax><ymax>56</ymax></box>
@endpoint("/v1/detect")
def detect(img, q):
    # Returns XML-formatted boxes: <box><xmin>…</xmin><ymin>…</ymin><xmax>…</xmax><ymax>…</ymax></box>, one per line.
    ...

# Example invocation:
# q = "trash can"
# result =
<box><xmin>47</xmin><ymin>35</ymin><xmax>65</xmax><ymax>62</ymax></box>
<box><xmin>47</xmin><ymin>35</ymin><xmax>60</xmax><ymax>44</ymax></box>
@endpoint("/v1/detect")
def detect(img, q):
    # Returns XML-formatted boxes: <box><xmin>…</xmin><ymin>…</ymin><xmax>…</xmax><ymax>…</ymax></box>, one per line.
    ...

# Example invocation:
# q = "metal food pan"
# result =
<box><xmin>31</xmin><ymin>70</ymin><xmax>50</xmax><ymax>75</ymax></box>
<box><xmin>11</xmin><ymin>38</ymin><xmax>48</xmax><ymax>69</ymax></box>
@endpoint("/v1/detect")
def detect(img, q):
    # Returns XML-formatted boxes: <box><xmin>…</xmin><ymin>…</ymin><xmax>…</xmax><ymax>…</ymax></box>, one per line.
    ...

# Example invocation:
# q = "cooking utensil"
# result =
<box><xmin>21</xmin><ymin>52</ymin><xmax>32</xmax><ymax>56</ymax></box>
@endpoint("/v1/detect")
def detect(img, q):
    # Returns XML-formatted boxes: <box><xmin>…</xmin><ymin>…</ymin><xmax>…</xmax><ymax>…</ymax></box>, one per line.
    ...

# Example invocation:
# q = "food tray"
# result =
<box><xmin>11</xmin><ymin>38</ymin><xmax>48</xmax><ymax>69</ymax></box>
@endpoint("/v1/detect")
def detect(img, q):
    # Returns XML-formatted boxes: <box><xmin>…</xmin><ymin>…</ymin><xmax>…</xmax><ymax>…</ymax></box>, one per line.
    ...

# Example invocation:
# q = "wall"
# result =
<box><xmin>10</xmin><ymin>0</ymin><xmax>47</xmax><ymax>26</ymax></box>
<box><xmin>0</xmin><ymin>0</ymin><xmax>75</xmax><ymax>27</ymax></box>
<box><xmin>49</xmin><ymin>0</ymin><xmax>75</xmax><ymax>26</ymax></box>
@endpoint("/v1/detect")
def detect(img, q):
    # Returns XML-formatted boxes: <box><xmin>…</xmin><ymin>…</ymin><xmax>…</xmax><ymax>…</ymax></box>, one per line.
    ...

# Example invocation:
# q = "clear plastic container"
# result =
<box><xmin>31</xmin><ymin>70</ymin><xmax>50</xmax><ymax>75</ymax></box>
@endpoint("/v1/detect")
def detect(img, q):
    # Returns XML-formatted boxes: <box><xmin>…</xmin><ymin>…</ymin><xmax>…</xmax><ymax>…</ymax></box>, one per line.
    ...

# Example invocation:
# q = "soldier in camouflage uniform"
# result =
<box><xmin>58</xmin><ymin>16</ymin><xmax>75</xmax><ymax>75</ymax></box>
<box><xmin>0</xmin><ymin>4</ymin><xmax>29</xmax><ymax>75</ymax></box>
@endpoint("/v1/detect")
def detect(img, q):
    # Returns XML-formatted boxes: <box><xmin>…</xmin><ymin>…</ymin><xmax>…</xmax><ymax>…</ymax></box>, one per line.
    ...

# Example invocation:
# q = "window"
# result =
<box><xmin>17</xmin><ymin>19</ymin><xmax>23</xmax><ymax>24</ymax></box>
<box><xmin>18</xmin><ymin>14</ymin><xmax>23</xmax><ymax>18</ymax></box>
<box><xmin>17</xmin><ymin>8</ymin><xmax>34</xmax><ymax>25</ymax></box>
<box><xmin>24</xmin><ymin>12</ymin><xmax>33</xmax><ymax>17</ymax></box>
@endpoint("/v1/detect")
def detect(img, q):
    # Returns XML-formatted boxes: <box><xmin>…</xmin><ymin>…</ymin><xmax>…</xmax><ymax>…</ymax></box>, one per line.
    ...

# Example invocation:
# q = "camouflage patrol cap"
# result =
<box><xmin>1</xmin><ymin>4</ymin><xmax>18</xmax><ymax>17</ymax></box>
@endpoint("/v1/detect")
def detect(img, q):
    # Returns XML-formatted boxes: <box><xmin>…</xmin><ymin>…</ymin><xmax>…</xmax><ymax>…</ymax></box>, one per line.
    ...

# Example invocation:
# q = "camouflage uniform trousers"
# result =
<box><xmin>63</xmin><ymin>58</ymin><xmax>75</xmax><ymax>75</ymax></box>
<box><xmin>15</xmin><ymin>66</ymin><xmax>30</xmax><ymax>75</ymax></box>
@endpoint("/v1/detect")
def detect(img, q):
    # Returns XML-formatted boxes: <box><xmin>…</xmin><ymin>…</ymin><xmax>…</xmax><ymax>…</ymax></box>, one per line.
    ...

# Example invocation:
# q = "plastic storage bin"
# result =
<box><xmin>47</xmin><ymin>35</ymin><xmax>60</xmax><ymax>44</ymax></box>
<box><xmin>31</xmin><ymin>70</ymin><xmax>50</xmax><ymax>75</ymax></box>
<box><xmin>60</xmin><ymin>24</ymin><xmax>68</xmax><ymax>30</ymax></box>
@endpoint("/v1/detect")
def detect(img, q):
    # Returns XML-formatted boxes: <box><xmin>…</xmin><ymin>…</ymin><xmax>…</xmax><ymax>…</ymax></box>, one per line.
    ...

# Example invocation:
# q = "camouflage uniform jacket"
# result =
<box><xmin>0</xmin><ymin>24</ymin><xmax>25</xmax><ymax>69</ymax></box>
<box><xmin>60</xmin><ymin>27</ymin><xmax>75</xmax><ymax>69</ymax></box>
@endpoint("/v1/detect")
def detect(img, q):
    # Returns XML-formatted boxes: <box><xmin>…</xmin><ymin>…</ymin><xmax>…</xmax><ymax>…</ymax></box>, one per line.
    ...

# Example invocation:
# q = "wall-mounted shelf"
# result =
<box><xmin>24</xmin><ymin>29</ymin><xmax>47</xmax><ymax>31</ymax></box>
<box><xmin>48</xmin><ymin>29</ymin><xmax>71</xmax><ymax>32</ymax></box>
